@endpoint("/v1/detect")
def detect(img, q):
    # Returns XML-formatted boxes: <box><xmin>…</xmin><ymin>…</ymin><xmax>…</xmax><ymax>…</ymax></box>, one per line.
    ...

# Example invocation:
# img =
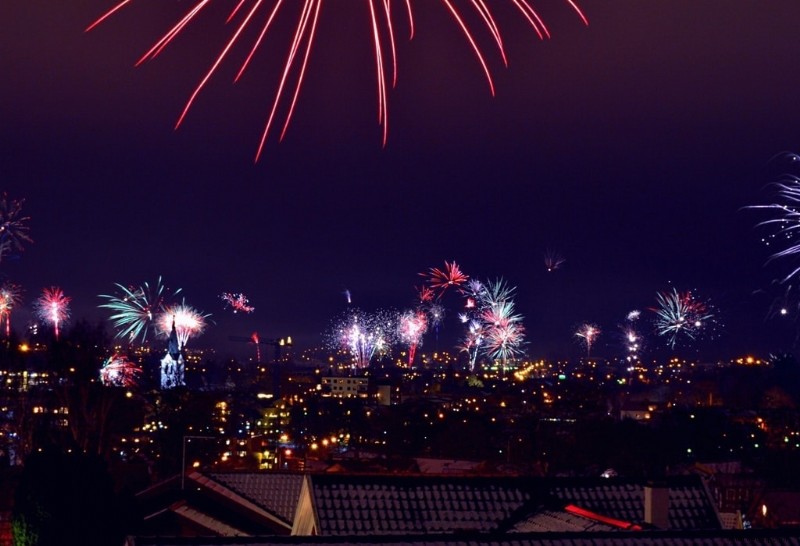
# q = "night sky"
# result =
<box><xmin>3</xmin><ymin>1</ymin><xmax>800</xmax><ymax>360</ymax></box>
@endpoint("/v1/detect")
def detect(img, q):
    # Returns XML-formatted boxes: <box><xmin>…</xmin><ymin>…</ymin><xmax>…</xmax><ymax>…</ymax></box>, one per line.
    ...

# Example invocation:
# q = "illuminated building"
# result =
<box><xmin>321</xmin><ymin>376</ymin><xmax>368</xmax><ymax>398</ymax></box>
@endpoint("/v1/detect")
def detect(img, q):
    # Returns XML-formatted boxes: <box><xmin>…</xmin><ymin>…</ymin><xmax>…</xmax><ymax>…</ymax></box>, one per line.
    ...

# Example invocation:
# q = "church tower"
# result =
<box><xmin>160</xmin><ymin>316</ymin><xmax>185</xmax><ymax>389</ymax></box>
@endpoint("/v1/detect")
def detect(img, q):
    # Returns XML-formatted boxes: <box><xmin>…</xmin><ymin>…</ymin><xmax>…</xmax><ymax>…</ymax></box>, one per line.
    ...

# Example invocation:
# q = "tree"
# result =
<box><xmin>12</xmin><ymin>451</ymin><xmax>129</xmax><ymax>546</ymax></box>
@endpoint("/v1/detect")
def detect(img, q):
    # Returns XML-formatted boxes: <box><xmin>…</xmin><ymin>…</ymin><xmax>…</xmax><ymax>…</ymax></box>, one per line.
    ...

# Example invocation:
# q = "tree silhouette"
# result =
<box><xmin>12</xmin><ymin>451</ymin><xmax>129</xmax><ymax>546</ymax></box>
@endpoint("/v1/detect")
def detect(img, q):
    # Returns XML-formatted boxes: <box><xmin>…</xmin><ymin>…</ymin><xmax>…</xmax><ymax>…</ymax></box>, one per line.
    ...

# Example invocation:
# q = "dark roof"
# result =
<box><xmin>134</xmin><ymin>529</ymin><xmax>800</xmax><ymax>546</ymax></box>
<box><xmin>547</xmin><ymin>476</ymin><xmax>719</xmax><ymax>530</ymax></box>
<box><xmin>508</xmin><ymin>509</ymin><xmax>620</xmax><ymax>533</ymax></box>
<box><xmin>136</xmin><ymin>473</ymin><xmax>720</xmax><ymax>539</ymax></box>
<box><xmin>167</xmin><ymin>502</ymin><xmax>251</xmax><ymax>537</ymax></box>
<box><xmin>134</xmin><ymin>472</ymin><xmax>300</xmax><ymax>537</ymax></box>
<box><xmin>306</xmin><ymin>474</ymin><xmax>719</xmax><ymax>535</ymax></box>
<box><xmin>206</xmin><ymin>473</ymin><xmax>305</xmax><ymax>525</ymax></box>
<box><xmin>309</xmin><ymin>475</ymin><xmax>534</xmax><ymax>535</ymax></box>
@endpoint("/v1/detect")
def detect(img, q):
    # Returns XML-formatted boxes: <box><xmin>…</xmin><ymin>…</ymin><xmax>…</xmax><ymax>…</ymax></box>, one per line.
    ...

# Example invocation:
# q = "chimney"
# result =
<box><xmin>644</xmin><ymin>483</ymin><xmax>670</xmax><ymax>529</ymax></box>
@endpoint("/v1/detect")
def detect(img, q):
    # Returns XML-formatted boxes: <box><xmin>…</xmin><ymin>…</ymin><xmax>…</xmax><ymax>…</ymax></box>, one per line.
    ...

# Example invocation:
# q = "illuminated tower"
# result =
<box><xmin>160</xmin><ymin>317</ymin><xmax>185</xmax><ymax>389</ymax></box>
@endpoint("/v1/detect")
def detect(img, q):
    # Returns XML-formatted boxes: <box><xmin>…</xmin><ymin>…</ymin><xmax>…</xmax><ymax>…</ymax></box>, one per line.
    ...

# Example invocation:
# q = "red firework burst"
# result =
<box><xmin>422</xmin><ymin>260</ymin><xmax>469</xmax><ymax>298</ymax></box>
<box><xmin>86</xmin><ymin>1</ymin><xmax>587</xmax><ymax>160</ymax></box>
<box><xmin>34</xmin><ymin>287</ymin><xmax>71</xmax><ymax>340</ymax></box>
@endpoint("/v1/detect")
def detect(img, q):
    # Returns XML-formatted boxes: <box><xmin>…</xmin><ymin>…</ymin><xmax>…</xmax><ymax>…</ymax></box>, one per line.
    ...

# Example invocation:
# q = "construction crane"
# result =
<box><xmin>229</xmin><ymin>332</ymin><xmax>292</xmax><ymax>364</ymax></box>
<box><xmin>229</xmin><ymin>333</ymin><xmax>292</xmax><ymax>397</ymax></box>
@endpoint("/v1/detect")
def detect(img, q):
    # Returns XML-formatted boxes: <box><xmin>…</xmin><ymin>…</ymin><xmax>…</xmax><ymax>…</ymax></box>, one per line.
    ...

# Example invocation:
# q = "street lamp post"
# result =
<box><xmin>182</xmin><ymin>435</ymin><xmax>215</xmax><ymax>490</ymax></box>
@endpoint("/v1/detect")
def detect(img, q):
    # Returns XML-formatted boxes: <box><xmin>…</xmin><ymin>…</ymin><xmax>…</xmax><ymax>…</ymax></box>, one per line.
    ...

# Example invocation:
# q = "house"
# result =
<box><xmin>288</xmin><ymin>474</ymin><xmax>720</xmax><ymax>535</ymax></box>
<box><xmin>620</xmin><ymin>401</ymin><xmax>658</xmax><ymax>421</ymax></box>
<box><xmin>133</xmin><ymin>472</ymin><xmax>722</xmax><ymax>540</ymax></box>
<box><xmin>136</xmin><ymin>472</ymin><xmax>305</xmax><ymax>537</ymax></box>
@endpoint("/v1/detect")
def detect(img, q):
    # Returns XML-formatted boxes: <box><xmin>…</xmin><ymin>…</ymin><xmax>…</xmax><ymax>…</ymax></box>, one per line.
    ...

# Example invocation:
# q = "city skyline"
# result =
<box><xmin>4</xmin><ymin>1</ymin><xmax>800</xmax><ymax>359</ymax></box>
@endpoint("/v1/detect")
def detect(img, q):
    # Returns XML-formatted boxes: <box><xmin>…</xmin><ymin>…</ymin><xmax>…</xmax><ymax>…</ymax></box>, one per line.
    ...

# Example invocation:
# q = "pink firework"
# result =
<box><xmin>86</xmin><ymin>1</ymin><xmax>587</xmax><ymax>160</ymax></box>
<box><xmin>100</xmin><ymin>353</ymin><xmax>142</xmax><ymax>387</ymax></box>
<box><xmin>480</xmin><ymin>299</ymin><xmax>525</xmax><ymax>365</ymax></box>
<box><xmin>480</xmin><ymin>301</ymin><xmax>519</xmax><ymax>329</ymax></box>
<box><xmin>157</xmin><ymin>303</ymin><xmax>209</xmax><ymax>347</ymax></box>
<box><xmin>651</xmin><ymin>288</ymin><xmax>715</xmax><ymax>349</ymax></box>
<box><xmin>575</xmin><ymin>323</ymin><xmax>600</xmax><ymax>356</ymax></box>
<box><xmin>485</xmin><ymin>320</ymin><xmax>525</xmax><ymax>363</ymax></box>
<box><xmin>422</xmin><ymin>260</ymin><xmax>469</xmax><ymax>298</ymax></box>
<box><xmin>0</xmin><ymin>282</ymin><xmax>22</xmax><ymax>337</ymax></box>
<box><xmin>458</xmin><ymin>319</ymin><xmax>484</xmax><ymax>371</ymax></box>
<box><xmin>221</xmin><ymin>292</ymin><xmax>255</xmax><ymax>313</ymax></box>
<box><xmin>398</xmin><ymin>310</ymin><xmax>427</xmax><ymax>367</ymax></box>
<box><xmin>34</xmin><ymin>287</ymin><xmax>71</xmax><ymax>340</ymax></box>
<box><xmin>544</xmin><ymin>249</ymin><xmax>565</xmax><ymax>272</ymax></box>
<box><xmin>461</xmin><ymin>279</ymin><xmax>485</xmax><ymax>310</ymax></box>
<box><xmin>417</xmin><ymin>285</ymin><xmax>435</xmax><ymax>304</ymax></box>
<box><xmin>328</xmin><ymin>308</ymin><xmax>397</xmax><ymax>369</ymax></box>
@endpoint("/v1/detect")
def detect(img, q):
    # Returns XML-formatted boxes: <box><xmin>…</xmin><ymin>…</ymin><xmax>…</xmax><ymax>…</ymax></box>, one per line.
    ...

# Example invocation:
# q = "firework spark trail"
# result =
<box><xmin>544</xmin><ymin>249</ymin><xmax>565</xmax><ymax>272</ymax></box>
<box><xmin>251</xmin><ymin>331</ymin><xmax>262</xmax><ymax>362</ymax></box>
<box><xmin>221</xmin><ymin>292</ymin><xmax>255</xmax><ymax>313</ymax></box>
<box><xmin>99</xmin><ymin>277</ymin><xmax>181</xmax><ymax>343</ymax></box>
<box><xmin>417</xmin><ymin>285</ymin><xmax>435</xmax><ymax>304</ymax></box>
<box><xmin>256</xmin><ymin>0</ymin><xmax>322</xmax><ymax>158</ymax></box>
<box><xmin>626</xmin><ymin>309</ymin><xmax>641</xmax><ymax>322</ymax></box>
<box><xmin>368</xmin><ymin>0</ymin><xmax>389</xmax><ymax>146</ymax></box>
<box><xmin>157</xmin><ymin>303</ymin><xmax>210</xmax><ymax>347</ymax></box>
<box><xmin>422</xmin><ymin>260</ymin><xmax>469</xmax><ymax>298</ymax></box>
<box><xmin>485</xmin><ymin>318</ymin><xmax>525</xmax><ymax>362</ymax></box>
<box><xmin>0</xmin><ymin>193</ymin><xmax>33</xmax><ymax>264</ymax></box>
<box><xmin>86</xmin><ymin>1</ymin><xmax>587</xmax><ymax>160</ymax></box>
<box><xmin>100</xmin><ymin>354</ymin><xmax>142</xmax><ymax>387</ymax></box>
<box><xmin>34</xmin><ymin>287</ymin><xmax>71</xmax><ymax>340</ymax></box>
<box><xmin>425</xmin><ymin>302</ymin><xmax>445</xmax><ymax>339</ymax></box>
<box><xmin>328</xmin><ymin>308</ymin><xmax>397</xmax><ymax>370</ymax></box>
<box><xmin>85</xmin><ymin>0</ymin><xmax>133</xmax><ymax>32</ymax></box>
<box><xmin>465</xmin><ymin>277</ymin><xmax>526</xmax><ymax>368</ymax></box>
<box><xmin>481</xmin><ymin>298</ymin><xmax>525</xmax><ymax>365</ymax></box>
<box><xmin>235</xmin><ymin>0</ymin><xmax>284</xmax><ymax>80</ymax></box>
<box><xmin>575</xmin><ymin>323</ymin><xmax>600</xmax><ymax>356</ymax></box>
<box><xmin>651</xmin><ymin>288</ymin><xmax>714</xmax><ymax>349</ymax></box>
<box><xmin>620</xmin><ymin>310</ymin><xmax>642</xmax><ymax>363</ymax></box>
<box><xmin>758</xmin><ymin>279</ymin><xmax>800</xmax><ymax>323</ymax></box>
<box><xmin>458</xmin><ymin>319</ymin><xmax>484</xmax><ymax>371</ymax></box>
<box><xmin>480</xmin><ymin>278</ymin><xmax>516</xmax><ymax>308</ymax></box>
<box><xmin>480</xmin><ymin>300</ymin><xmax>520</xmax><ymax>329</ymax></box>
<box><xmin>398</xmin><ymin>309</ymin><xmax>428</xmax><ymax>366</ymax></box>
<box><xmin>136</xmin><ymin>0</ymin><xmax>212</xmax><ymax>66</ymax></box>
<box><xmin>747</xmin><ymin>153</ymin><xmax>800</xmax><ymax>332</ymax></box>
<box><xmin>462</xmin><ymin>279</ymin><xmax>485</xmax><ymax>303</ymax></box>
<box><xmin>477</xmin><ymin>280</ymin><xmax>521</xmax><ymax>327</ymax></box>
<box><xmin>441</xmin><ymin>0</ymin><xmax>497</xmax><ymax>97</ymax></box>
<box><xmin>621</xmin><ymin>326</ymin><xmax>640</xmax><ymax>363</ymax></box>
<box><xmin>457</xmin><ymin>279</ymin><xmax>487</xmax><ymax>370</ymax></box>
<box><xmin>749</xmin><ymin>153</ymin><xmax>800</xmax><ymax>282</ymax></box>
<box><xmin>0</xmin><ymin>282</ymin><xmax>21</xmax><ymax>337</ymax></box>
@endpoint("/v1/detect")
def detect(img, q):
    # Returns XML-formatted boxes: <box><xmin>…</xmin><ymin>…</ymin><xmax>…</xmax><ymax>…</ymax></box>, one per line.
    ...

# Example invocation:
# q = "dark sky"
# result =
<box><xmin>3</xmin><ymin>0</ymin><xmax>800</xmax><ymax>361</ymax></box>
